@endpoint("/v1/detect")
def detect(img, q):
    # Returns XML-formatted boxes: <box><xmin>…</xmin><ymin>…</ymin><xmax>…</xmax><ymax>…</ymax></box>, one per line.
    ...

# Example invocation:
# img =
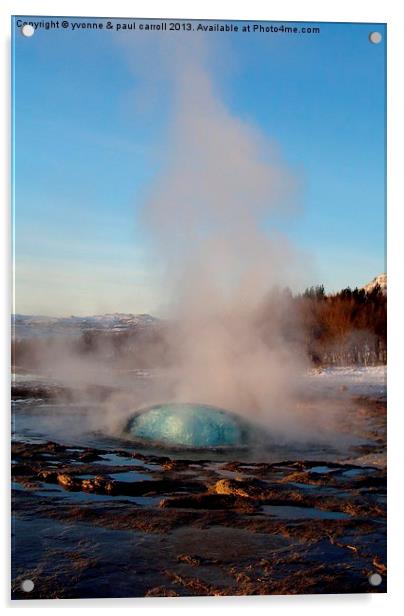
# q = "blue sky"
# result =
<box><xmin>12</xmin><ymin>18</ymin><xmax>386</xmax><ymax>315</ymax></box>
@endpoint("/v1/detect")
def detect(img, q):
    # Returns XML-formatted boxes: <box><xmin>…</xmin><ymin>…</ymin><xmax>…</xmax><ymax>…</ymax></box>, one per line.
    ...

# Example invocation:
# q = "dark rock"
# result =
<box><xmin>211</xmin><ymin>478</ymin><xmax>269</xmax><ymax>498</ymax></box>
<box><xmin>160</xmin><ymin>493</ymin><xmax>257</xmax><ymax>512</ymax></box>
<box><xmin>177</xmin><ymin>554</ymin><xmax>202</xmax><ymax>566</ymax></box>
<box><xmin>11</xmin><ymin>463</ymin><xmax>33</xmax><ymax>476</ymax></box>
<box><xmin>78</xmin><ymin>451</ymin><xmax>102</xmax><ymax>462</ymax></box>
<box><xmin>38</xmin><ymin>469</ymin><xmax>58</xmax><ymax>483</ymax></box>
<box><xmin>146</xmin><ymin>586</ymin><xmax>180</xmax><ymax>597</ymax></box>
<box><xmin>57</xmin><ymin>473</ymin><xmax>81</xmax><ymax>491</ymax></box>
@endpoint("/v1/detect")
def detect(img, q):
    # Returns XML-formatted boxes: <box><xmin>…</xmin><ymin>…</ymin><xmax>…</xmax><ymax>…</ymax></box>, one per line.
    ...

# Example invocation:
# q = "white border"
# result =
<box><xmin>1</xmin><ymin>1</ymin><xmax>403</xmax><ymax>613</ymax></box>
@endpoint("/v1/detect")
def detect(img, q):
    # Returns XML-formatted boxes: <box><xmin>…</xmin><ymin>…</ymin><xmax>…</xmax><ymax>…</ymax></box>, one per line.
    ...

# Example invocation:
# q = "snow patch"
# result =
<box><xmin>308</xmin><ymin>365</ymin><xmax>386</xmax><ymax>397</ymax></box>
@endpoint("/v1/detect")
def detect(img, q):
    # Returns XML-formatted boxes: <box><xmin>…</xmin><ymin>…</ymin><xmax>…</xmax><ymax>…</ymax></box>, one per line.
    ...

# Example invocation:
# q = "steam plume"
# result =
<box><xmin>136</xmin><ymin>35</ymin><xmax>310</xmax><ymax>435</ymax></box>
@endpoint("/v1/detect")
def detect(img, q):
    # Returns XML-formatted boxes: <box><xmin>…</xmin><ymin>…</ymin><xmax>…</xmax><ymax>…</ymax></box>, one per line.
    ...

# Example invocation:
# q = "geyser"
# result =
<box><xmin>125</xmin><ymin>403</ymin><xmax>248</xmax><ymax>448</ymax></box>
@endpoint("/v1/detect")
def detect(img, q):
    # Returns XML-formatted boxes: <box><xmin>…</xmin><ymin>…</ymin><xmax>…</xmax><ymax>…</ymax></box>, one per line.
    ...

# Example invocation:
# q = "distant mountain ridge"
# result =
<box><xmin>13</xmin><ymin>275</ymin><xmax>386</xmax><ymax>339</ymax></box>
<box><xmin>12</xmin><ymin>313</ymin><xmax>158</xmax><ymax>339</ymax></box>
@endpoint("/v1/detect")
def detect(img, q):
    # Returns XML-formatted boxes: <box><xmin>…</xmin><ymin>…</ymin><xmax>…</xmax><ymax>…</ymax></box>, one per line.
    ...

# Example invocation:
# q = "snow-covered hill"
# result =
<box><xmin>12</xmin><ymin>313</ymin><xmax>158</xmax><ymax>339</ymax></box>
<box><xmin>362</xmin><ymin>273</ymin><xmax>387</xmax><ymax>295</ymax></box>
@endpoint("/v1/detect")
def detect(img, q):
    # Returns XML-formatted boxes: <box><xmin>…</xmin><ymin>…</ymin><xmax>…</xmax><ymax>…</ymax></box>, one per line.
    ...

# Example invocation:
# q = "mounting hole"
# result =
<box><xmin>21</xmin><ymin>579</ymin><xmax>34</xmax><ymax>592</ymax></box>
<box><xmin>369</xmin><ymin>32</ymin><xmax>382</xmax><ymax>44</ymax></box>
<box><xmin>368</xmin><ymin>572</ymin><xmax>382</xmax><ymax>586</ymax></box>
<box><xmin>21</xmin><ymin>24</ymin><xmax>35</xmax><ymax>37</ymax></box>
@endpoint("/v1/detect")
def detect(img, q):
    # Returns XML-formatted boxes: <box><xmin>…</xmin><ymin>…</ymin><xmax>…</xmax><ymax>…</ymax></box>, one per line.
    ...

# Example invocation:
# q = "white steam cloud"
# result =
<box><xmin>130</xmin><ymin>34</ymin><xmax>314</xmax><ymax>436</ymax></box>
<box><xmin>19</xmin><ymin>32</ymin><xmax>353</xmax><ymax>448</ymax></box>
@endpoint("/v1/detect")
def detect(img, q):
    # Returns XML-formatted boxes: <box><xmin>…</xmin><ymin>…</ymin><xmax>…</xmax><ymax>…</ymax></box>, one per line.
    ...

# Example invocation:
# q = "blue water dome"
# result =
<box><xmin>125</xmin><ymin>403</ymin><xmax>247</xmax><ymax>448</ymax></box>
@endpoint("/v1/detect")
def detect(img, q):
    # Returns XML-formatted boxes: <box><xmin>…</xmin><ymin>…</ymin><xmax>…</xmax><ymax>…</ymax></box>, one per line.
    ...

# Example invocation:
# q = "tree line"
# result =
<box><xmin>293</xmin><ymin>284</ymin><xmax>386</xmax><ymax>365</ymax></box>
<box><xmin>12</xmin><ymin>284</ymin><xmax>386</xmax><ymax>370</ymax></box>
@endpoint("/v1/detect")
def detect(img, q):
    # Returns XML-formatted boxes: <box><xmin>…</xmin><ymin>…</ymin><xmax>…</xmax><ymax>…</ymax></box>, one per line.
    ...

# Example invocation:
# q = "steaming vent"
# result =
<box><xmin>125</xmin><ymin>403</ymin><xmax>249</xmax><ymax>448</ymax></box>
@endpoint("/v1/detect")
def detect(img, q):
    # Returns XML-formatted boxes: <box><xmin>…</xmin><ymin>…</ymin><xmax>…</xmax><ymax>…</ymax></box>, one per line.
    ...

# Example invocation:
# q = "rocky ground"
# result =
<box><xmin>11</xmin><ymin>392</ymin><xmax>386</xmax><ymax>599</ymax></box>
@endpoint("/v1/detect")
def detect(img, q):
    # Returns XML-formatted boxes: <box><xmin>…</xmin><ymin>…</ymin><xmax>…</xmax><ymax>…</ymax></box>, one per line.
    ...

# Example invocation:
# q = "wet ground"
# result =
<box><xmin>11</xmin><ymin>372</ymin><xmax>386</xmax><ymax>599</ymax></box>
